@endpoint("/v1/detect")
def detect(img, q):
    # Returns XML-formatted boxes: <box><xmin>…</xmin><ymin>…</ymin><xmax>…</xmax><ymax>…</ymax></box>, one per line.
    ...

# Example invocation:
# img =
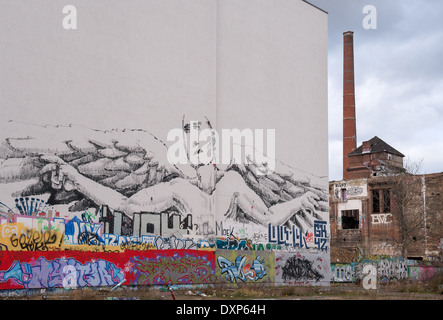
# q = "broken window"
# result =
<box><xmin>372</xmin><ymin>189</ymin><xmax>391</xmax><ymax>213</ymax></box>
<box><xmin>372</xmin><ymin>190</ymin><xmax>380</xmax><ymax>213</ymax></box>
<box><xmin>382</xmin><ymin>189</ymin><xmax>391</xmax><ymax>213</ymax></box>
<box><xmin>341</xmin><ymin>209</ymin><xmax>359</xmax><ymax>229</ymax></box>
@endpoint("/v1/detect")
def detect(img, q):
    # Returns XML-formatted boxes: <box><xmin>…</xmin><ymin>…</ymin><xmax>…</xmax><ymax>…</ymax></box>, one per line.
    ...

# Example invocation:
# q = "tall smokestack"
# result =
<box><xmin>343</xmin><ymin>31</ymin><xmax>357</xmax><ymax>179</ymax></box>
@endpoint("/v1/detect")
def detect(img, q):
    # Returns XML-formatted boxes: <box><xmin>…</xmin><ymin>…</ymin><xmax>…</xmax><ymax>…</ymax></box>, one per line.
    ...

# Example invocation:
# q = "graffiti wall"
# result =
<box><xmin>333</xmin><ymin>179</ymin><xmax>367</xmax><ymax>200</ymax></box>
<box><xmin>0</xmin><ymin>249</ymin><xmax>215</xmax><ymax>290</ymax></box>
<box><xmin>0</xmin><ymin>202</ymin><xmax>331</xmax><ymax>289</ymax></box>
<box><xmin>331</xmin><ymin>258</ymin><xmax>442</xmax><ymax>283</ymax></box>
<box><xmin>275</xmin><ymin>252</ymin><xmax>331</xmax><ymax>286</ymax></box>
<box><xmin>0</xmin><ymin>102</ymin><xmax>331</xmax><ymax>290</ymax></box>
<box><xmin>0</xmin><ymin>253</ymin><xmax>125</xmax><ymax>290</ymax></box>
<box><xmin>0</xmin><ymin>0</ymin><xmax>330</xmax><ymax>290</ymax></box>
<box><xmin>216</xmin><ymin>249</ymin><xmax>274</xmax><ymax>284</ymax></box>
<box><xmin>331</xmin><ymin>264</ymin><xmax>356</xmax><ymax>283</ymax></box>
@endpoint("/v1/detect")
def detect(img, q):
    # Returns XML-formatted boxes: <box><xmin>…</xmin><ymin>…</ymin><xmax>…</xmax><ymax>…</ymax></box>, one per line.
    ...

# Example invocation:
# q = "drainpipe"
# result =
<box><xmin>422</xmin><ymin>175</ymin><xmax>428</xmax><ymax>257</ymax></box>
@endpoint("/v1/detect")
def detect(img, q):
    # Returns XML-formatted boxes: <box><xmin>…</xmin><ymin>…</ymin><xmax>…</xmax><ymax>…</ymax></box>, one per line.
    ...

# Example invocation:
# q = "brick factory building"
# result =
<box><xmin>330</xmin><ymin>31</ymin><xmax>443</xmax><ymax>264</ymax></box>
<box><xmin>330</xmin><ymin>172</ymin><xmax>443</xmax><ymax>263</ymax></box>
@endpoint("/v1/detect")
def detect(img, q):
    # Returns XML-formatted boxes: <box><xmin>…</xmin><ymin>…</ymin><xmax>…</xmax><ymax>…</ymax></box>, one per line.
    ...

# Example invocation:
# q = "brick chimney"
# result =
<box><xmin>343</xmin><ymin>31</ymin><xmax>357</xmax><ymax>179</ymax></box>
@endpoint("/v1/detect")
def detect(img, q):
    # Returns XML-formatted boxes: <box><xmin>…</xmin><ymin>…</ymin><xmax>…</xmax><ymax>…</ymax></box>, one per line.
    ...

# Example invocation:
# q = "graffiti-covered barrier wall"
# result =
<box><xmin>216</xmin><ymin>250</ymin><xmax>331</xmax><ymax>286</ymax></box>
<box><xmin>0</xmin><ymin>251</ymin><xmax>332</xmax><ymax>290</ymax></box>
<box><xmin>0</xmin><ymin>249</ymin><xmax>216</xmax><ymax>290</ymax></box>
<box><xmin>0</xmin><ymin>215</ymin><xmax>332</xmax><ymax>289</ymax></box>
<box><xmin>331</xmin><ymin>259</ymin><xmax>443</xmax><ymax>283</ymax></box>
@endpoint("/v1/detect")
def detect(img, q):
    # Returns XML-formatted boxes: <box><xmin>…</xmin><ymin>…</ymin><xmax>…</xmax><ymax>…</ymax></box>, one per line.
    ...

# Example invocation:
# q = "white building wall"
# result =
<box><xmin>0</xmin><ymin>0</ymin><xmax>329</xmax><ymax>285</ymax></box>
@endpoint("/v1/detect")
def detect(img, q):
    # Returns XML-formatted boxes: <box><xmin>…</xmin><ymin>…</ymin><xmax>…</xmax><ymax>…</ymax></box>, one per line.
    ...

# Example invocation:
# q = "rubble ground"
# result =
<box><xmin>2</xmin><ymin>280</ymin><xmax>442</xmax><ymax>300</ymax></box>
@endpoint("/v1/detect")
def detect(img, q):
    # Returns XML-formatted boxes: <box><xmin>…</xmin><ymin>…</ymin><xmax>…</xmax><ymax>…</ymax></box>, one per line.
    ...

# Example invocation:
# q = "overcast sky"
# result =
<box><xmin>308</xmin><ymin>0</ymin><xmax>443</xmax><ymax>181</ymax></box>
<box><xmin>1</xmin><ymin>1</ymin><xmax>441</xmax><ymax>182</ymax></box>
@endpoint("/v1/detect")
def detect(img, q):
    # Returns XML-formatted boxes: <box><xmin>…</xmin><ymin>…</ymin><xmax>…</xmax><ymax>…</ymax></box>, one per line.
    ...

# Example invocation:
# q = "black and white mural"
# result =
<box><xmin>0</xmin><ymin>119</ymin><xmax>328</xmax><ymax>247</ymax></box>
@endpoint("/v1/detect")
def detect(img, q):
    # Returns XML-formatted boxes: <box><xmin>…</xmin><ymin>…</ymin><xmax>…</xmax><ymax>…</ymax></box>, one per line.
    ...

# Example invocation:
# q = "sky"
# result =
<box><xmin>0</xmin><ymin>1</ymin><xmax>441</xmax><ymax>182</ymax></box>
<box><xmin>308</xmin><ymin>0</ymin><xmax>443</xmax><ymax>181</ymax></box>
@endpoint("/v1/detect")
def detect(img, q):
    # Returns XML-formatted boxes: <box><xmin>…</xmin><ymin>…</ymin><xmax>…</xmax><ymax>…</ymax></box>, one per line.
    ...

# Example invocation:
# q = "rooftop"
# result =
<box><xmin>348</xmin><ymin>136</ymin><xmax>405</xmax><ymax>157</ymax></box>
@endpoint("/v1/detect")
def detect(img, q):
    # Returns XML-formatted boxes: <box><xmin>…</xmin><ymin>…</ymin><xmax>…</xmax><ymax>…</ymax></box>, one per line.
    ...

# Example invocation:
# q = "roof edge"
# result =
<box><xmin>302</xmin><ymin>0</ymin><xmax>328</xmax><ymax>14</ymax></box>
<box><xmin>347</xmin><ymin>136</ymin><xmax>405</xmax><ymax>158</ymax></box>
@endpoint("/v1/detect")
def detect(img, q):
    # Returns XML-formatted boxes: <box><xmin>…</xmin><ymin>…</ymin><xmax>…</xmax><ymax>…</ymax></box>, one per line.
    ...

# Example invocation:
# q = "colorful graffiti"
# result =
<box><xmin>64</xmin><ymin>216</ymin><xmax>104</xmax><ymax>245</ymax></box>
<box><xmin>268</xmin><ymin>224</ymin><xmax>311</xmax><ymax>249</ymax></box>
<box><xmin>130</xmin><ymin>250</ymin><xmax>216</xmax><ymax>285</ymax></box>
<box><xmin>0</xmin><ymin>114</ymin><xmax>331</xmax><ymax>289</ymax></box>
<box><xmin>330</xmin><ymin>258</ymin><xmax>441</xmax><ymax>283</ymax></box>
<box><xmin>0</xmin><ymin>197</ymin><xmax>331</xmax><ymax>289</ymax></box>
<box><xmin>0</xmin><ymin>250</ymin><xmax>216</xmax><ymax>290</ymax></box>
<box><xmin>275</xmin><ymin>252</ymin><xmax>331</xmax><ymax>285</ymax></box>
<box><xmin>408</xmin><ymin>265</ymin><xmax>441</xmax><ymax>281</ymax></box>
<box><xmin>377</xmin><ymin>258</ymin><xmax>408</xmax><ymax>281</ymax></box>
<box><xmin>0</xmin><ymin>250</ymin><xmax>128</xmax><ymax>290</ymax></box>
<box><xmin>268</xmin><ymin>221</ymin><xmax>328</xmax><ymax>251</ymax></box>
<box><xmin>216</xmin><ymin>250</ymin><xmax>274</xmax><ymax>284</ymax></box>
<box><xmin>0</xmin><ymin>223</ymin><xmax>64</xmax><ymax>252</ymax></box>
<box><xmin>218</xmin><ymin>256</ymin><xmax>266</xmax><ymax>283</ymax></box>
<box><xmin>0</xmin><ymin>257</ymin><xmax>124</xmax><ymax>289</ymax></box>
<box><xmin>216</xmin><ymin>237</ymin><xmax>252</xmax><ymax>251</ymax></box>
<box><xmin>331</xmin><ymin>264</ymin><xmax>355</xmax><ymax>283</ymax></box>
<box><xmin>14</xmin><ymin>197</ymin><xmax>51</xmax><ymax>216</ymax></box>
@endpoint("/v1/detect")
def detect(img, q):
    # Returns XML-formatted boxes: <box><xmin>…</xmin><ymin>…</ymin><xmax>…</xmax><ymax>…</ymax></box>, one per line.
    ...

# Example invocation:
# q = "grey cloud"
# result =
<box><xmin>309</xmin><ymin>0</ymin><xmax>443</xmax><ymax>180</ymax></box>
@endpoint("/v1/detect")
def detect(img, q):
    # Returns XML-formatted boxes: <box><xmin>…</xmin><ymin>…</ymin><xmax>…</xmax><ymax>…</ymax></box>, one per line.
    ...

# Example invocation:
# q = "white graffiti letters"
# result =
<box><xmin>371</xmin><ymin>213</ymin><xmax>392</xmax><ymax>225</ymax></box>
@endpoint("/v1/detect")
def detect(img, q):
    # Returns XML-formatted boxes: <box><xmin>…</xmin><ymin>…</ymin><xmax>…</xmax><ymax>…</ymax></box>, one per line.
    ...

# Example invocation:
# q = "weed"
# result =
<box><xmin>280</xmin><ymin>286</ymin><xmax>318</xmax><ymax>297</ymax></box>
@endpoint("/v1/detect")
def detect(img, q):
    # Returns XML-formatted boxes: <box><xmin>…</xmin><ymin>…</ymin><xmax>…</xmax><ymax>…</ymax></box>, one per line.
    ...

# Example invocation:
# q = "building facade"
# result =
<box><xmin>0</xmin><ymin>0</ymin><xmax>331</xmax><ymax>289</ymax></box>
<box><xmin>331</xmin><ymin>31</ymin><xmax>442</xmax><ymax>265</ymax></box>
<box><xmin>330</xmin><ymin>172</ymin><xmax>443</xmax><ymax>263</ymax></box>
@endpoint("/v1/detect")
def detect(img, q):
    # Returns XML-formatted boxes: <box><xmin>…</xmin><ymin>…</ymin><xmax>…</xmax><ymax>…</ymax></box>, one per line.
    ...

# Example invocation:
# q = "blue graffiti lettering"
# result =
<box><xmin>0</xmin><ymin>257</ymin><xmax>124</xmax><ymax>289</ymax></box>
<box><xmin>217</xmin><ymin>255</ymin><xmax>267</xmax><ymax>283</ymax></box>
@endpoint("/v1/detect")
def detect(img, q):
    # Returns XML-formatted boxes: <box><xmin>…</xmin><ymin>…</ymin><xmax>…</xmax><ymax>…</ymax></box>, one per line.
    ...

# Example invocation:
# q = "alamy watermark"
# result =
<box><xmin>167</xmin><ymin>121</ymin><xmax>276</xmax><ymax>176</ymax></box>
<box><xmin>362</xmin><ymin>264</ymin><xmax>377</xmax><ymax>290</ymax></box>
<box><xmin>62</xmin><ymin>5</ymin><xmax>77</xmax><ymax>30</ymax></box>
<box><xmin>63</xmin><ymin>4</ymin><xmax>378</xmax><ymax>31</ymax></box>
<box><xmin>362</xmin><ymin>5</ymin><xmax>377</xmax><ymax>30</ymax></box>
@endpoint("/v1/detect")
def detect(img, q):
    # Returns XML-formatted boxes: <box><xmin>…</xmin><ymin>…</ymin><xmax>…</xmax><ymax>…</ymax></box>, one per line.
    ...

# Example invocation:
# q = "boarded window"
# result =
<box><xmin>341</xmin><ymin>210</ymin><xmax>359</xmax><ymax>229</ymax></box>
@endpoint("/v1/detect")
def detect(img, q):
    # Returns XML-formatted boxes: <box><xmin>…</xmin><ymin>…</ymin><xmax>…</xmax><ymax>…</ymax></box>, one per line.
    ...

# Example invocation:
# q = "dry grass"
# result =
<box><xmin>382</xmin><ymin>272</ymin><xmax>443</xmax><ymax>295</ymax></box>
<box><xmin>1</xmin><ymin>276</ymin><xmax>442</xmax><ymax>300</ymax></box>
